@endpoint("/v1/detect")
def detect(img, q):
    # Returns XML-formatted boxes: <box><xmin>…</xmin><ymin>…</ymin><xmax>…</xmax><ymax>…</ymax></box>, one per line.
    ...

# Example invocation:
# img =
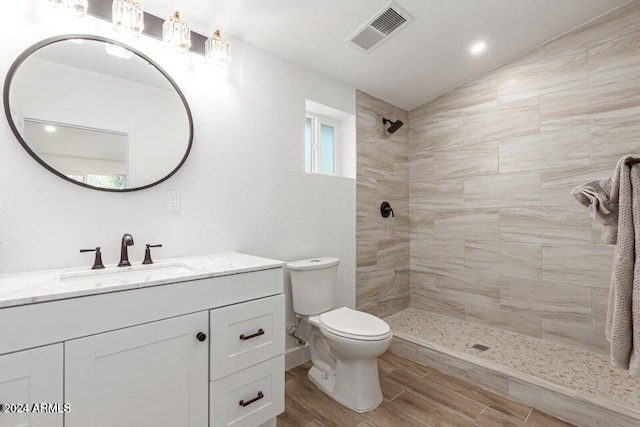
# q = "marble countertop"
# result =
<box><xmin>0</xmin><ymin>252</ymin><xmax>285</xmax><ymax>309</ymax></box>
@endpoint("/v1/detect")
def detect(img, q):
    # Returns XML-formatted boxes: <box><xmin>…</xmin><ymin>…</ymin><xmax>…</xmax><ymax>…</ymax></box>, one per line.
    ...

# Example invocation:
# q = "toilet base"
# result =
<box><xmin>307</xmin><ymin>364</ymin><xmax>383</xmax><ymax>413</ymax></box>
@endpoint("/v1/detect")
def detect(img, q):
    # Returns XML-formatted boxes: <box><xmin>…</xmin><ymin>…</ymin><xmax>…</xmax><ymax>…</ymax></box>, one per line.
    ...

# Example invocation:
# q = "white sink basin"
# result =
<box><xmin>59</xmin><ymin>263</ymin><xmax>202</xmax><ymax>287</ymax></box>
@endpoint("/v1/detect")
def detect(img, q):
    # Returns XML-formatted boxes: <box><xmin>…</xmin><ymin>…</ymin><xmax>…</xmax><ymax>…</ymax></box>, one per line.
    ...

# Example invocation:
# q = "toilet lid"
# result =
<box><xmin>320</xmin><ymin>307</ymin><xmax>391</xmax><ymax>340</ymax></box>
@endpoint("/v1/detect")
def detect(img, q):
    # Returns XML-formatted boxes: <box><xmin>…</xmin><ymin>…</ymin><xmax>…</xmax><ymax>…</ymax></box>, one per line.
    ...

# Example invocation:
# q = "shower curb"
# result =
<box><xmin>390</xmin><ymin>334</ymin><xmax>640</xmax><ymax>427</ymax></box>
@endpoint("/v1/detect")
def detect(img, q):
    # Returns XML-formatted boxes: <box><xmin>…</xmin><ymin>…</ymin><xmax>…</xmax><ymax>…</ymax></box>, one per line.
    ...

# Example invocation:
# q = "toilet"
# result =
<box><xmin>287</xmin><ymin>257</ymin><xmax>392</xmax><ymax>412</ymax></box>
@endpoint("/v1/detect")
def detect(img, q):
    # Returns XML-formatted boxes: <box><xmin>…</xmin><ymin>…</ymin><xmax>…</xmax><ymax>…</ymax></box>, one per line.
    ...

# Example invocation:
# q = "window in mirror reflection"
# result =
<box><xmin>67</xmin><ymin>174</ymin><xmax>126</xmax><ymax>190</ymax></box>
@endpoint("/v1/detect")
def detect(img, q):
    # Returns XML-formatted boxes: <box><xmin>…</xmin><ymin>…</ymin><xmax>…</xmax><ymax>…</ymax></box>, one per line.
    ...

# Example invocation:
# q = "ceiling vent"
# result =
<box><xmin>347</xmin><ymin>2</ymin><xmax>414</xmax><ymax>53</ymax></box>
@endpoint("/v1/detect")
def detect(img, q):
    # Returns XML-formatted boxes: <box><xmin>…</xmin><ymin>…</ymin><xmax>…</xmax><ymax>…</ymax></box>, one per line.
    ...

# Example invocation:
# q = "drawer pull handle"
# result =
<box><xmin>239</xmin><ymin>329</ymin><xmax>264</xmax><ymax>340</ymax></box>
<box><xmin>197</xmin><ymin>332</ymin><xmax>207</xmax><ymax>342</ymax></box>
<box><xmin>239</xmin><ymin>391</ymin><xmax>264</xmax><ymax>407</ymax></box>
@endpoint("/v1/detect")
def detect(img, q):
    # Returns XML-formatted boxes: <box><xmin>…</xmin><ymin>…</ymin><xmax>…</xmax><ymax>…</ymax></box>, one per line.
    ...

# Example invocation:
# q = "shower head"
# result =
<box><xmin>383</xmin><ymin>118</ymin><xmax>404</xmax><ymax>134</ymax></box>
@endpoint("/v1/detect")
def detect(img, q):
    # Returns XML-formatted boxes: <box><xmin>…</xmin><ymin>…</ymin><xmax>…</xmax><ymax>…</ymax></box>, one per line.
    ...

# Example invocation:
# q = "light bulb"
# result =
<box><xmin>205</xmin><ymin>30</ymin><xmax>231</xmax><ymax>67</ymax></box>
<box><xmin>163</xmin><ymin>11</ymin><xmax>191</xmax><ymax>53</ymax></box>
<box><xmin>112</xmin><ymin>0</ymin><xmax>144</xmax><ymax>37</ymax></box>
<box><xmin>49</xmin><ymin>0</ymin><xmax>88</xmax><ymax>18</ymax></box>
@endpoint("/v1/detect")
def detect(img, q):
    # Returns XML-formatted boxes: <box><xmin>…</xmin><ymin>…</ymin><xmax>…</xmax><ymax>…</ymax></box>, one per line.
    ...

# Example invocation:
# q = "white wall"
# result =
<box><xmin>0</xmin><ymin>3</ymin><xmax>356</xmax><ymax>348</ymax></box>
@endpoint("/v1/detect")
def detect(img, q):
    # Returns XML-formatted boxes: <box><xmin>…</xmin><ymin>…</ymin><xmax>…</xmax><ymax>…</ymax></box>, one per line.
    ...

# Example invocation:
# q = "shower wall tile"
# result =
<box><xmin>434</xmin><ymin>143</ymin><xmax>499</xmax><ymax>179</ymax></box>
<box><xmin>356</xmin><ymin>90</ymin><xmax>409</xmax><ymax>317</ymax></box>
<box><xmin>498</xmin><ymin>126</ymin><xmax>591</xmax><ymax>173</ymax></box>
<box><xmin>464</xmin><ymin>304</ymin><xmax>542</xmax><ymax>338</ymax></box>
<box><xmin>403</xmin><ymin>0</ymin><xmax>640</xmax><ymax>352</ymax></box>
<box><xmin>410</xmin><ymin>271</ymin><xmax>466</xmax><ymax>318</ymax></box>
<box><xmin>542</xmin><ymin>245</ymin><xmax>614</xmax><ymax>288</ymax></box>
<box><xmin>497</xmin><ymin>43</ymin><xmax>588</xmax><ymax>104</ymax></box>
<box><xmin>541</xmin><ymin>319</ymin><xmax>610</xmax><ymax>354</ymax></box>
<box><xmin>376</xmin><ymin>238</ymin><xmax>410</xmax><ymax>271</ymax></box>
<box><xmin>409</xmin><ymin>202</ymin><xmax>435</xmax><ymax>237</ymax></box>
<box><xmin>541</xmin><ymin>0</ymin><xmax>640</xmax><ymax>59</ymax></box>
<box><xmin>589</xmin><ymin>28</ymin><xmax>640</xmax><ymax>83</ymax></box>
<box><xmin>499</xmin><ymin>206</ymin><xmax>592</xmax><ymax>245</ymax></box>
<box><xmin>499</xmin><ymin>276</ymin><xmax>592</xmax><ymax>326</ymax></box>
<box><xmin>428</xmin><ymin>270</ymin><xmax>500</xmax><ymax>309</ymax></box>
<box><xmin>356</xmin><ymin>242</ymin><xmax>377</xmax><ymax>271</ymax></box>
<box><xmin>411</xmin><ymin>239</ymin><xmax>465</xmax><ymax>274</ymax></box>
<box><xmin>590</xmin><ymin>116</ymin><xmax>640</xmax><ymax>166</ymax></box>
<box><xmin>356</xmin><ymin>267</ymin><xmax>409</xmax><ymax>318</ymax></box>
<box><xmin>413</xmin><ymin>117</ymin><xmax>464</xmax><ymax>151</ymax></box>
<box><xmin>434</xmin><ymin>209</ymin><xmax>499</xmax><ymax>241</ymax></box>
<box><xmin>464</xmin><ymin>171</ymin><xmax>541</xmax><ymax>208</ymax></box>
<box><xmin>465</xmin><ymin>241</ymin><xmax>542</xmax><ymax>280</ymax></box>
<box><xmin>432</xmin><ymin>73</ymin><xmax>498</xmax><ymax>121</ymax></box>
<box><xmin>462</xmin><ymin>98</ymin><xmax>539</xmax><ymax>146</ymax></box>
<box><xmin>410</xmin><ymin>179</ymin><xmax>464</xmax><ymax>210</ymax></box>
<box><xmin>499</xmin><ymin>227</ymin><xmax>592</xmax><ymax>245</ymax></box>
<box><xmin>591</xmin><ymin>287</ymin><xmax>609</xmax><ymax>331</ymax></box>
<box><xmin>408</xmin><ymin>102</ymin><xmax>433</xmax><ymax>135</ymax></box>
<box><xmin>541</xmin><ymin>164</ymin><xmax>615</xmax><ymax>206</ymax></box>
<box><xmin>409</xmin><ymin>152</ymin><xmax>433</xmax><ymax>184</ymax></box>
<box><xmin>539</xmin><ymin>77</ymin><xmax>640</xmax><ymax>131</ymax></box>
<box><xmin>499</xmin><ymin>206</ymin><xmax>591</xmax><ymax>229</ymax></box>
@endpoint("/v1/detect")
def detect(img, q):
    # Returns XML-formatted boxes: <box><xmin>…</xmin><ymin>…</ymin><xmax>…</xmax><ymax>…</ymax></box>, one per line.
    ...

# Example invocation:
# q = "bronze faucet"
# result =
<box><xmin>118</xmin><ymin>233</ymin><xmax>135</xmax><ymax>267</ymax></box>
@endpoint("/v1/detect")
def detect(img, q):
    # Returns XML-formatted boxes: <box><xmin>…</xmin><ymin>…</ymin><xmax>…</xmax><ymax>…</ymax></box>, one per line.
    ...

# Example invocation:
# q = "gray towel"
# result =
<box><xmin>571</xmin><ymin>178</ymin><xmax>618</xmax><ymax>244</ymax></box>
<box><xmin>573</xmin><ymin>155</ymin><xmax>640</xmax><ymax>376</ymax></box>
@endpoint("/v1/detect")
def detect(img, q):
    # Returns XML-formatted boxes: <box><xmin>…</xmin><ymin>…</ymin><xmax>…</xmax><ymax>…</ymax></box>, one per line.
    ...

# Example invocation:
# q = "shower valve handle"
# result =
<box><xmin>381</xmin><ymin>201</ymin><xmax>394</xmax><ymax>218</ymax></box>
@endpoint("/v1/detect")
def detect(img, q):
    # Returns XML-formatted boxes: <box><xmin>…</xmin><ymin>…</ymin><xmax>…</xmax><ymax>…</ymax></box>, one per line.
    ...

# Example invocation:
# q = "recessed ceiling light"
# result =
<box><xmin>470</xmin><ymin>40</ymin><xmax>487</xmax><ymax>56</ymax></box>
<box><xmin>45</xmin><ymin>125</ymin><xmax>56</xmax><ymax>133</ymax></box>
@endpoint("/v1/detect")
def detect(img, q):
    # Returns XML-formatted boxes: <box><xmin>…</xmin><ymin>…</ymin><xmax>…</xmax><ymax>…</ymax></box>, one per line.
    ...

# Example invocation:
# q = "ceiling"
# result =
<box><xmin>142</xmin><ymin>0</ymin><xmax>630</xmax><ymax>110</ymax></box>
<box><xmin>33</xmin><ymin>39</ymin><xmax>173</xmax><ymax>90</ymax></box>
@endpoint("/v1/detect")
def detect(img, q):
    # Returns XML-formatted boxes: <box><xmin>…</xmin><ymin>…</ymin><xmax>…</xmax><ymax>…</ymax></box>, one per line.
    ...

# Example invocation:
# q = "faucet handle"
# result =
<box><xmin>142</xmin><ymin>244</ymin><xmax>162</xmax><ymax>265</ymax></box>
<box><xmin>80</xmin><ymin>247</ymin><xmax>105</xmax><ymax>270</ymax></box>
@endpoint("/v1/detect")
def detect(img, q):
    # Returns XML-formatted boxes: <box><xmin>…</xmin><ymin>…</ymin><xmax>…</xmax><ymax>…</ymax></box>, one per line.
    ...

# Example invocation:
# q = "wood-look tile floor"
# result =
<box><xmin>277</xmin><ymin>352</ymin><xmax>575</xmax><ymax>427</ymax></box>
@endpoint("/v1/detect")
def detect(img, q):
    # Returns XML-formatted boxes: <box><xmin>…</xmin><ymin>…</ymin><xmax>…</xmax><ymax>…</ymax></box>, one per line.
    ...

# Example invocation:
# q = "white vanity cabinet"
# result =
<box><xmin>64</xmin><ymin>312</ymin><xmax>209</xmax><ymax>427</ymax></box>
<box><xmin>0</xmin><ymin>254</ymin><xmax>285</xmax><ymax>427</ymax></box>
<box><xmin>0</xmin><ymin>345</ymin><xmax>64</xmax><ymax>427</ymax></box>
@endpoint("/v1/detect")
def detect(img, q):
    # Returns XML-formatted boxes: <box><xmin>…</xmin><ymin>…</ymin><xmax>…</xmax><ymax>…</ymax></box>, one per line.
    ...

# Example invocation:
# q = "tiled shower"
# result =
<box><xmin>356</xmin><ymin>1</ymin><xmax>640</xmax><ymax>424</ymax></box>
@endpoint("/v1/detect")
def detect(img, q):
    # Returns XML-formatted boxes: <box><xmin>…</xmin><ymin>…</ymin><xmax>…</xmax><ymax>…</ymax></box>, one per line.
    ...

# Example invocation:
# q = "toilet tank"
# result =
<box><xmin>287</xmin><ymin>257</ymin><xmax>340</xmax><ymax>315</ymax></box>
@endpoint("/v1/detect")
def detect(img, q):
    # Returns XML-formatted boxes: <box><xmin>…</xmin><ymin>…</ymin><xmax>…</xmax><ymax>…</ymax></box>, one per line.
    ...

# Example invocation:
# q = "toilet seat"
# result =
<box><xmin>320</xmin><ymin>307</ymin><xmax>392</xmax><ymax>341</ymax></box>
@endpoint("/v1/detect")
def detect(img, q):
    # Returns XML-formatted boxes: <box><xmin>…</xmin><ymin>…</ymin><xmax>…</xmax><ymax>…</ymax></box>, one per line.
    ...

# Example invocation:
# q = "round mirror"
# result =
<box><xmin>3</xmin><ymin>35</ymin><xmax>193</xmax><ymax>192</ymax></box>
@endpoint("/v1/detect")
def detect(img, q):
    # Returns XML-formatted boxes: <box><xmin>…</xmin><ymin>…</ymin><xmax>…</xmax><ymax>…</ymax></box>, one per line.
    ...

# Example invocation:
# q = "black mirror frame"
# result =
<box><xmin>3</xmin><ymin>34</ymin><xmax>194</xmax><ymax>193</ymax></box>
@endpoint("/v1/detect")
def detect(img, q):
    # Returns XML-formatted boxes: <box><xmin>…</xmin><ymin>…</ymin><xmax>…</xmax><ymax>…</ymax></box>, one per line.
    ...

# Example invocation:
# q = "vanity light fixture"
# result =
<box><xmin>163</xmin><ymin>11</ymin><xmax>191</xmax><ymax>53</ymax></box>
<box><xmin>112</xmin><ymin>0</ymin><xmax>144</xmax><ymax>37</ymax></box>
<box><xmin>469</xmin><ymin>40</ymin><xmax>487</xmax><ymax>56</ymax></box>
<box><xmin>205</xmin><ymin>30</ymin><xmax>231</xmax><ymax>67</ymax></box>
<box><xmin>45</xmin><ymin>125</ymin><xmax>57</xmax><ymax>133</ymax></box>
<box><xmin>49</xmin><ymin>0</ymin><xmax>88</xmax><ymax>17</ymax></box>
<box><xmin>105</xmin><ymin>43</ymin><xmax>134</xmax><ymax>59</ymax></box>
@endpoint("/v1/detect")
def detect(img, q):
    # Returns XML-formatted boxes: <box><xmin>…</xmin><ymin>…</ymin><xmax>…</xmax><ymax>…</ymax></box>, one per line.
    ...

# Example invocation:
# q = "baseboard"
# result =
<box><xmin>285</xmin><ymin>343</ymin><xmax>310</xmax><ymax>371</ymax></box>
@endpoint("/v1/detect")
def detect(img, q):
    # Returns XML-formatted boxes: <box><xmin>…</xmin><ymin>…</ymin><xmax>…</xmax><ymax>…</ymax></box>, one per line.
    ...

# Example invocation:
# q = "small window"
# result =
<box><xmin>305</xmin><ymin>114</ymin><xmax>337</xmax><ymax>175</ymax></box>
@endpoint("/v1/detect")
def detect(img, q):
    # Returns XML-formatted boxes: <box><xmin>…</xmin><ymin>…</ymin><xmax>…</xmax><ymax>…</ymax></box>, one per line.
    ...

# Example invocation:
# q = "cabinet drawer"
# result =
<box><xmin>210</xmin><ymin>295</ymin><xmax>285</xmax><ymax>380</ymax></box>
<box><xmin>210</xmin><ymin>355</ymin><xmax>284</xmax><ymax>427</ymax></box>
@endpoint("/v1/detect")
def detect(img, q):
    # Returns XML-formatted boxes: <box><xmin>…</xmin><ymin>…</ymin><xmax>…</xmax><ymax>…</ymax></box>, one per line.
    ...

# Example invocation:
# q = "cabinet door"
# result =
<box><xmin>0</xmin><ymin>344</ymin><xmax>63</xmax><ymax>427</ymax></box>
<box><xmin>65</xmin><ymin>312</ymin><xmax>208</xmax><ymax>427</ymax></box>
